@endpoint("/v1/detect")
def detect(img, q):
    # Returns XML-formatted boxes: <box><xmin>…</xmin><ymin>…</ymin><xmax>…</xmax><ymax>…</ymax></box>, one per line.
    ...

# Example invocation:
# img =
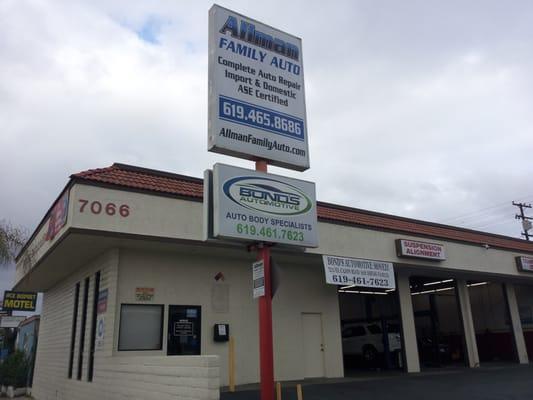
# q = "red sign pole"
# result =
<box><xmin>256</xmin><ymin>159</ymin><xmax>274</xmax><ymax>400</ymax></box>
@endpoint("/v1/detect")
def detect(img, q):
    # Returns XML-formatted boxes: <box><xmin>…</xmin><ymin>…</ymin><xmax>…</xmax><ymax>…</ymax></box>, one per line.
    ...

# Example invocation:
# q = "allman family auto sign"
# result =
<box><xmin>211</xmin><ymin>163</ymin><xmax>317</xmax><ymax>247</ymax></box>
<box><xmin>208</xmin><ymin>5</ymin><xmax>309</xmax><ymax>171</ymax></box>
<box><xmin>396</xmin><ymin>239</ymin><xmax>446</xmax><ymax>261</ymax></box>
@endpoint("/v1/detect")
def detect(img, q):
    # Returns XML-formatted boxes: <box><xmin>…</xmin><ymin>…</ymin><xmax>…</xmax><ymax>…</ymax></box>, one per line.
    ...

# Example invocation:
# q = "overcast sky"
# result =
<box><xmin>1</xmin><ymin>0</ymin><xmax>533</xmax><ymax>290</ymax></box>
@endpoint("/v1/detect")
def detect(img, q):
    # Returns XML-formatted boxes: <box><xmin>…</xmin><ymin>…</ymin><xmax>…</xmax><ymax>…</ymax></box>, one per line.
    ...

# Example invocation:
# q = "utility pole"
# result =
<box><xmin>513</xmin><ymin>201</ymin><xmax>532</xmax><ymax>241</ymax></box>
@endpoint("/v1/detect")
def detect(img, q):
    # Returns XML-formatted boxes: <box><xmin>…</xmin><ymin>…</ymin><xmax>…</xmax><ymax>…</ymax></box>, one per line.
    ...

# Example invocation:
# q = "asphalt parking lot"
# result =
<box><xmin>221</xmin><ymin>364</ymin><xmax>533</xmax><ymax>400</ymax></box>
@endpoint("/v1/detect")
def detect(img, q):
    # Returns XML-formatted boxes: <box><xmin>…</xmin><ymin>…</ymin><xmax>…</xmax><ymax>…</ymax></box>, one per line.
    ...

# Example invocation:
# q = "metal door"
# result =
<box><xmin>302</xmin><ymin>313</ymin><xmax>325</xmax><ymax>377</ymax></box>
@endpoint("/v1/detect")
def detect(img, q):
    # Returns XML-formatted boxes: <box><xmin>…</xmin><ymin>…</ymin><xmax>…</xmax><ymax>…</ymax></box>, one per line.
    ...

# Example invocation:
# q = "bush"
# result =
<box><xmin>0</xmin><ymin>351</ymin><xmax>29</xmax><ymax>387</ymax></box>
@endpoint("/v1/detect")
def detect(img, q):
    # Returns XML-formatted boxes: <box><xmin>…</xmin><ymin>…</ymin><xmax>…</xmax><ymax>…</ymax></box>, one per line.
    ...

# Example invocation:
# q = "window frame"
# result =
<box><xmin>118</xmin><ymin>303</ymin><xmax>165</xmax><ymax>351</ymax></box>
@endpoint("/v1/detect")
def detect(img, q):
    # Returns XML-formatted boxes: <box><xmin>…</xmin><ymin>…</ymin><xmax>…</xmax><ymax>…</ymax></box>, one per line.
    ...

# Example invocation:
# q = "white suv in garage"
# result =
<box><xmin>342</xmin><ymin>323</ymin><xmax>402</xmax><ymax>361</ymax></box>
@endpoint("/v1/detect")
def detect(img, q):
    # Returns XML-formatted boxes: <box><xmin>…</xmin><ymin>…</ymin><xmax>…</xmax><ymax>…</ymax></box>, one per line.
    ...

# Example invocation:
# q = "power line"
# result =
<box><xmin>439</xmin><ymin>194</ymin><xmax>533</xmax><ymax>224</ymax></box>
<box><xmin>469</xmin><ymin>219</ymin><xmax>516</xmax><ymax>231</ymax></box>
<box><xmin>440</xmin><ymin>202</ymin><xmax>510</xmax><ymax>223</ymax></box>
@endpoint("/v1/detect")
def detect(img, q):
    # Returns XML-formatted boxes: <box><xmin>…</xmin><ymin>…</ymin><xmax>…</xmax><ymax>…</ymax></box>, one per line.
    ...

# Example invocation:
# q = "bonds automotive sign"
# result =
<box><xmin>212</xmin><ymin>163</ymin><xmax>317</xmax><ymax>247</ymax></box>
<box><xmin>396</xmin><ymin>239</ymin><xmax>446</xmax><ymax>261</ymax></box>
<box><xmin>2</xmin><ymin>291</ymin><xmax>37</xmax><ymax>312</ymax></box>
<box><xmin>322</xmin><ymin>255</ymin><xmax>396</xmax><ymax>290</ymax></box>
<box><xmin>208</xmin><ymin>5</ymin><xmax>309</xmax><ymax>171</ymax></box>
<box><xmin>516</xmin><ymin>256</ymin><xmax>533</xmax><ymax>273</ymax></box>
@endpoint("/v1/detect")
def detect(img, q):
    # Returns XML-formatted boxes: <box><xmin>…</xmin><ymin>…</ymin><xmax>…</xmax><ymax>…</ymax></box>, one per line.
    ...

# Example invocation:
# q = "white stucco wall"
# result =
<box><xmin>69</xmin><ymin>184</ymin><xmax>202</xmax><ymax>241</ymax></box>
<box><xmin>32</xmin><ymin>249</ymin><xmax>118</xmax><ymax>399</ymax></box>
<box><xmin>31</xmin><ymin>248</ymin><xmax>220</xmax><ymax>400</ymax></box>
<box><xmin>18</xmin><ymin>183</ymin><xmax>533</xmax><ymax>289</ymax></box>
<box><xmin>114</xmin><ymin>247</ymin><xmax>344</xmax><ymax>386</ymax></box>
<box><xmin>20</xmin><ymin>182</ymin><xmax>533</xmax><ymax>397</ymax></box>
<box><xmin>311</xmin><ymin>223</ymin><xmax>533</xmax><ymax>279</ymax></box>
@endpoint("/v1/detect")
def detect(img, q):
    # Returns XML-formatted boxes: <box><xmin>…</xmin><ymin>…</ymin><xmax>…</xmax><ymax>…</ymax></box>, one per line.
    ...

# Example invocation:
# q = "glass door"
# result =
<box><xmin>167</xmin><ymin>305</ymin><xmax>201</xmax><ymax>355</ymax></box>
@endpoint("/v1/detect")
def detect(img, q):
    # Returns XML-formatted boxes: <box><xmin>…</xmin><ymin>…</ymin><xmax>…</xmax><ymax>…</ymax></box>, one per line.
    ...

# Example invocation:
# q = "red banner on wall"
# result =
<box><xmin>46</xmin><ymin>191</ymin><xmax>69</xmax><ymax>241</ymax></box>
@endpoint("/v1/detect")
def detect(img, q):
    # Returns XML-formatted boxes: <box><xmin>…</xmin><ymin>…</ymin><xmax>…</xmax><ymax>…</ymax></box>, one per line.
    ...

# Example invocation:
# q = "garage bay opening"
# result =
<box><xmin>469</xmin><ymin>281</ymin><xmax>516</xmax><ymax>364</ymax></box>
<box><xmin>338</xmin><ymin>286</ymin><xmax>404</xmax><ymax>375</ymax></box>
<box><xmin>514</xmin><ymin>284</ymin><xmax>533</xmax><ymax>361</ymax></box>
<box><xmin>410</xmin><ymin>276</ymin><xmax>466</xmax><ymax>368</ymax></box>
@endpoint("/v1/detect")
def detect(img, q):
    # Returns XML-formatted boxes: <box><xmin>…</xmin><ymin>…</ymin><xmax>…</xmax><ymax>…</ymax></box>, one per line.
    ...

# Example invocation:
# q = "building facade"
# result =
<box><xmin>15</xmin><ymin>163</ymin><xmax>533</xmax><ymax>400</ymax></box>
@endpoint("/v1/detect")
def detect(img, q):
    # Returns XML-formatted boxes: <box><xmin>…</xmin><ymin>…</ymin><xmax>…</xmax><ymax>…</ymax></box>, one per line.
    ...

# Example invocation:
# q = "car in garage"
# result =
<box><xmin>342</xmin><ymin>323</ymin><xmax>402</xmax><ymax>362</ymax></box>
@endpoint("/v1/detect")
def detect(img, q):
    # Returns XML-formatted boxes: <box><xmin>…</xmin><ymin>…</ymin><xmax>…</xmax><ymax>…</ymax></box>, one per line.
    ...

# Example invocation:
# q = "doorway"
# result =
<box><xmin>302</xmin><ymin>313</ymin><xmax>325</xmax><ymax>378</ymax></box>
<box><xmin>469</xmin><ymin>282</ymin><xmax>516</xmax><ymax>363</ymax></box>
<box><xmin>514</xmin><ymin>284</ymin><xmax>533</xmax><ymax>360</ymax></box>
<box><xmin>338</xmin><ymin>288</ymin><xmax>403</xmax><ymax>374</ymax></box>
<box><xmin>409</xmin><ymin>276</ymin><xmax>465</xmax><ymax>368</ymax></box>
<box><xmin>167</xmin><ymin>305</ymin><xmax>201</xmax><ymax>356</ymax></box>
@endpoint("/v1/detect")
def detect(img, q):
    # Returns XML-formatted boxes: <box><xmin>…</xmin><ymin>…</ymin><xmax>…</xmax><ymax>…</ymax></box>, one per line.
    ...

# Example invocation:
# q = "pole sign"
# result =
<box><xmin>253</xmin><ymin>260</ymin><xmax>265</xmax><ymax>298</ymax></box>
<box><xmin>516</xmin><ymin>256</ymin><xmax>533</xmax><ymax>273</ymax></box>
<box><xmin>208</xmin><ymin>5</ymin><xmax>309</xmax><ymax>171</ymax></box>
<box><xmin>322</xmin><ymin>255</ymin><xmax>396</xmax><ymax>290</ymax></box>
<box><xmin>396</xmin><ymin>239</ymin><xmax>446</xmax><ymax>261</ymax></box>
<box><xmin>2</xmin><ymin>291</ymin><xmax>37</xmax><ymax>312</ymax></box>
<box><xmin>212</xmin><ymin>163</ymin><xmax>318</xmax><ymax>247</ymax></box>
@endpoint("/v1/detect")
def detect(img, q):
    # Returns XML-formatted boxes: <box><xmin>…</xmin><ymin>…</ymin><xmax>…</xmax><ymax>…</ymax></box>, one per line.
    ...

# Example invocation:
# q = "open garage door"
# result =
<box><xmin>338</xmin><ymin>287</ymin><xmax>404</xmax><ymax>374</ymax></box>
<box><xmin>410</xmin><ymin>276</ymin><xmax>466</xmax><ymax>368</ymax></box>
<box><xmin>515</xmin><ymin>284</ymin><xmax>533</xmax><ymax>360</ymax></box>
<box><xmin>469</xmin><ymin>281</ymin><xmax>516</xmax><ymax>364</ymax></box>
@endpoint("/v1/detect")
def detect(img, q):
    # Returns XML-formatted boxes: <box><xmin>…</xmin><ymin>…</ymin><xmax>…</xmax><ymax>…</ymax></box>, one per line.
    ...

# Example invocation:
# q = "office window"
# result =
<box><xmin>118</xmin><ymin>304</ymin><xmax>163</xmax><ymax>351</ymax></box>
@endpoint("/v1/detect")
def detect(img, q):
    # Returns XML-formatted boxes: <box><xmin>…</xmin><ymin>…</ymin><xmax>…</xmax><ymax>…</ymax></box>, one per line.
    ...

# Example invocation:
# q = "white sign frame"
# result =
<box><xmin>208</xmin><ymin>4</ymin><xmax>309</xmax><ymax>171</ymax></box>
<box><xmin>322</xmin><ymin>255</ymin><xmax>396</xmax><ymax>290</ymax></box>
<box><xmin>212</xmin><ymin>163</ymin><xmax>318</xmax><ymax>247</ymax></box>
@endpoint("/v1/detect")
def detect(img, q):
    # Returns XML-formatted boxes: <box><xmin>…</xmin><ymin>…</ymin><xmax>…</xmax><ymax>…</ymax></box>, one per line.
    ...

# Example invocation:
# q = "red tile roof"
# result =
<box><xmin>73</xmin><ymin>164</ymin><xmax>203</xmax><ymax>199</ymax></box>
<box><xmin>71</xmin><ymin>163</ymin><xmax>533</xmax><ymax>253</ymax></box>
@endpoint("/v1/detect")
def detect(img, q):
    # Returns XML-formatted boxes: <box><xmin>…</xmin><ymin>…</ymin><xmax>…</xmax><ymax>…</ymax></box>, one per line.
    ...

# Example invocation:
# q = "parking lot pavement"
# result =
<box><xmin>221</xmin><ymin>364</ymin><xmax>533</xmax><ymax>400</ymax></box>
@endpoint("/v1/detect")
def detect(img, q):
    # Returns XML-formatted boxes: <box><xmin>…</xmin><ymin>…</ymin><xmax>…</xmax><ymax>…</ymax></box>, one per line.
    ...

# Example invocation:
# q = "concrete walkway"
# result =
<box><xmin>221</xmin><ymin>364</ymin><xmax>533</xmax><ymax>400</ymax></box>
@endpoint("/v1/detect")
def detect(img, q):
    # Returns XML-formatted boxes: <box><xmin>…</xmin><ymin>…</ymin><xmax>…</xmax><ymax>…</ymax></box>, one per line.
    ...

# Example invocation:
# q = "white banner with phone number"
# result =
<box><xmin>322</xmin><ymin>255</ymin><xmax>396</xmax><ymax>290</ymax></box>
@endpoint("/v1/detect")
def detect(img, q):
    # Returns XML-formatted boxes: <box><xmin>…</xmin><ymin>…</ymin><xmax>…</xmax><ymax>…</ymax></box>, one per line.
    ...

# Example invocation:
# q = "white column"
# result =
<box><xmin>504</xmin><ymin>283</ymin><xmax>529</xmax><ymax>364</ymax></box>
<box><xmin>456</xmin><ymin>279</ymin><xmax>480</xmax><ymax>368</ymax></box>
<box><xmin>397</xmin><ymin>272</ymin><xmax>420</xmax><ymax>372</ymax></box>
